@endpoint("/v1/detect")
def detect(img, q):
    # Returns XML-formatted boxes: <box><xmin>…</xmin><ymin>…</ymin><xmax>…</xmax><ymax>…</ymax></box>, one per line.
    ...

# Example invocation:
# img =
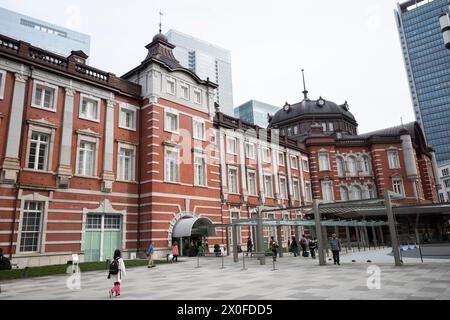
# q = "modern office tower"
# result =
<box><xmin>395</xmin><ymin>0</ymin><xmax>450</xmax><ymax>165</ymax></box>
<box><xmin>234</xmin><ymin>99</ymin><xmax>280</xmax><ymax>128</ymax></box>
<box><xmin>165</xmin><ymin>29</ymin><xmax>234</xmax><ymax>116</ymax></box>
<box><xmin>0</xmin><ymin>7</ymin><xmax>90</xmax><ymax>57</ymax></box>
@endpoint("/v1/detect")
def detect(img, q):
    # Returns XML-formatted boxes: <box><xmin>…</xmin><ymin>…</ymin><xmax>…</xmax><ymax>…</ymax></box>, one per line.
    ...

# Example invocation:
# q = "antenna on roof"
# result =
<box><xmin>400</xmin><ymin>116</ymin><xmax>404</xmax><ymax>126</ymax></box>
<box><xmin>159</xmin><ymin>10</ymin><xmax>163</xmax><ymax>33</ymax></box>
<box><xmin>301</xmin><ymin>69</ymin><xmax>309</xmax><ymax>100</ymax></box>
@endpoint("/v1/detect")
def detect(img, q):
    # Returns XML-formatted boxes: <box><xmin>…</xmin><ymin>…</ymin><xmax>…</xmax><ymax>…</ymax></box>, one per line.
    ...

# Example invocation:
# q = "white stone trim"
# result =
<box><xmin>30</xmin><ymin>79</ymin><xmax>58</xmax><ymax>113</ymax></box>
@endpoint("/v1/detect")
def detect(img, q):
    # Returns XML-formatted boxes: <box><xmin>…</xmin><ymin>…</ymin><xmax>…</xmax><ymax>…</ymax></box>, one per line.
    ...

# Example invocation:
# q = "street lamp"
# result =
<box><xmin>439</xmin><ymin>3</ymin><xmax>450</xmax><ymax>50</ymax></box>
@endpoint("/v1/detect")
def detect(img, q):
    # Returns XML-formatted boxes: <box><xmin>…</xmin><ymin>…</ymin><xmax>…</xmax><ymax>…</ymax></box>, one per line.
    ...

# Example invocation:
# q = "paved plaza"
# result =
<box><xmin>1</xmin><ymin>248</ymin><xmax>450</xmax><ymax>300</ymax></box>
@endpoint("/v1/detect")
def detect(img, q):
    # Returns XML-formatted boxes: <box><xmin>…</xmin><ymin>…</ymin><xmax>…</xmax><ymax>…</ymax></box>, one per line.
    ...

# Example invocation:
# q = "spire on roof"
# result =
<box><xmin>301</xmin><ymin>69</ymin><xmax>309</xmax><ymax>100</ymax></box>
<box><xmin>159</xmin><ymin>10</ymin><xmax>163</xmax><ymax>34</ymax></box>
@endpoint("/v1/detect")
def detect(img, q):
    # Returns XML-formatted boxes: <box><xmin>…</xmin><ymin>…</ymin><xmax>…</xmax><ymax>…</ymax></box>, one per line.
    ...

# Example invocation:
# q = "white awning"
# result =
<box><xmin>172</xmin><ymin>216</ymin><xmax>216</xmax><ymax>238</ymax></box>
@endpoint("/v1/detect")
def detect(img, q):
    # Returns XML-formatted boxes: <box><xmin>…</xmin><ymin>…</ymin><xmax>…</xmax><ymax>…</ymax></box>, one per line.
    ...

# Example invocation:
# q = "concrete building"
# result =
<box><xmin>438</xmin><ymin>160</ymin><xmax>450</xmax><ymax>202</ymax></box>
<box><xmin>165</xmin><ymin>29</ymin><xmax>234</xmax><ymax>116</ymax></box>
<box><xmin>234</xmin><ymin>100</ymin><xmax>280</xmax><ymax>128</ymax></box>
<box><xmin>395</xmin><ymin>0</ymin><xmax>450</xmax><ymax>165</ymax></box>
<box><xmin>0</xmin><ymin>7</ymin><xmax>90</xmax><ymax>57</ymax></box>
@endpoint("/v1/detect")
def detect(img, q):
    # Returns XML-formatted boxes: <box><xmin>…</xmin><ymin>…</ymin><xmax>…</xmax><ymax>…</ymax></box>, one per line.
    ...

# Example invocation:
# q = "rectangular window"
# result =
<box><xmin>319</xmin><ymin>153</ymin><xmax>330</xmax><ymax>171</ymax></box>
<box><xmin>86</xmin><ymin>214</ymin><xmax>102</xmax><ymax>229</ymax></box>
<box><xmin>447</xmin><ymin>192</ymin><xmax>450</xmax><ymax>202</ymax></box>
<box><xmin>445</xmin><ymin>179</ymin><xmax>450</xmax><ymax>188</ymax></box>
<box><xmin>278</xmin><ymin>152</ymin><xmax>285</xmax><ymax>166</ymax></box>
<box><xmin>194</xmin><ymin>152</ymin><xmax>207</xmax><ymax>186</ymax></box>
<box><xmin>227</xmin><ymin>137</ymin><xmax>237</xmax><ymax>154</ymax></box>
<box><xmin>388</xmin><ymin>150</ymin><xmax>400</xmax><ymax>169</ymax></box>
<box><xmin>32</xmin><ymin>81</ymin><xmax>57</xmax><ymax>111</ymax></box>
<box><xmin>104</xmin><ymin>215</ymin><xmax>121</xmax><ymax>230</ymax></box>
<box><xmin>165</xmin><ymin>147</ymin><xmax>179</xmax><ymax>183</ymax></box>
<box><xmin>164</xmin><ymin>110</ymin><xmax>179</xmax><ymax>133</ymax></box>
<box><xmin>79</xmin><ymin>95</ymin><xmax>100</xmax><ymax>122</ymax></box>
<box><xmin>193</xmin><ymin>89</ymin><xmax>201</xmax><ymax>104</ymax></box>
<box><xmin>167</xmin><ymin>78</ymin><xmax>176</xmax><ymax>95</ymax></box>
<box><xmin>442</xmin><ymin>168</ymin><xmax>449</xmax><ymax>177</ymax></box>
<box><xmin>27</xmin><ymin>132</ymin><xmax>50</xmax><ymax>170</ymax></box>
<box><xmin>262</xmin><ymin>148</ymin><xmax>271</xmax><ymax>163</ymax></box>
<box><xmin>293</xmin><ymin>178</ymin><xmax>300</xmax><ymax>200</ymax></box>
<box><xmin>302</xmin><ymin>158</ymin><xmax>309</xmax><ymax>172</ymax></box>
<box><xmin>0</xmin><ymin>70</ymin><xmax>6</xmax><ymax>100</ymax></box>
<box><xmin>20</xmin><ymin>201</ymin><xmax>43</xmax><ymax>252</ymax></box>
<box><xmin>228</xmin><ymin>167</ymin><xmax>238</xmax><ymax>193</ymax></box>
<box><xmin>118</xmin><ymin>145</ymin><xmax>135</xmax><ymax>181</ymax></box>
<box><xmin>290</xmin><ymin>156</ymin><xmax>298</xmax><ymax>169</ymax></box>
<box><xmin>180</xmin><ymin>84</ymin><xmax>189</xmax><ymax>100</ymax></box>
<box><xmin>193</xmin><ymin>119</ymin><xmax>205</xmax><ymax>140</ymax></box>
<box><xmin>392</xmin><ymin>178</ymin><xmax>404</xmax><ymax>196</ymax></box>
<box><xmin>439</xmin><ymin>193</ymin><xmax>444</xmax><ymax>202</ymax></box>
<box><xmin>247</xmin><ymin>170</ymin><xmax>257</xmax><ymax>195</ymax></box>
<box><xmin>321</xmin><ymin>181</ymin><xmax>333</xmax><ymax>201</ymax></box>
<box><xmin>264</xmin><ymin>174</ymin><xmax>273</xmax><ymax>197</ymax></box>
<box><xmin>305</xmin><ymin>181</ymin><xmax>312</xmax><ymax>201</ymax></box>
<box><xmin>119</xmin><ymin>105</ymin><xmax>136</xmax><ymax>131</ymax></box>
<box><xmin>245</xmin><ymin>142</ymin><xmax>255</xmax><ymax>159</ymax></box>
<box><xmin>77</xmin><ymin>141</ymin><xmax>95</xmax><ymax>176</ymax></box>
<box><xmin>279</xmin><ymin>176</ymin><xmax>287</xmax><ymax>199</ymax></box>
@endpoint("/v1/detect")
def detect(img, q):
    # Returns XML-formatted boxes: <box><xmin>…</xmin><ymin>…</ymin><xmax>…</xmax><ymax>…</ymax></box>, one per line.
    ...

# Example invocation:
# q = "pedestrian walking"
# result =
<box><xmin>246</xmin><ymin>237</ymin><xmax>253</xmax><ymax>256</ymax></box>
<box><xmin>108</xmin><ymin>249</ymin><xmax>127</xmax><ymax>298</ymax></box>
<box><xmin>289</xmin><ymin>236</ymin><xmax>298</xmax><ymax>257</ymax></box>
<box><xmin>269</xmin><ymin>236</ymin><xmax>278</xmax><ymax>261</ymax></box>
<box><xmin>197</xmin><ymin>241</ymin><xmax>205</xmax><ymax>256</ymax></box>
<box><xmin>329</xmin><ymin>233</ymin><xmax>342</xmax><ymax>265</ymax></box>
<box><xmin>300</xmin><ymin>234</ymin><xmax>308</xmax><ymax>257</ymax></box>
<box><xmin>309</xmin><ymin>238</ymin><xmax>317</xmax><ymax>259</ymax></box>
<box><xmin>147</xmin><ymin>241</ymin><xmax>155</xmax><ymax>268</ymax></box>
<box><xmin>171</xmin><ymin>241</ymin><xmax>179</xmax><ymax>263</ymax></box>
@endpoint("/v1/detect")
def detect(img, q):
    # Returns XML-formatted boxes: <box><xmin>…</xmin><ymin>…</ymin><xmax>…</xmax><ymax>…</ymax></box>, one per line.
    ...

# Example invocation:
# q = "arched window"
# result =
<box><xmin>336</xmin><ymin>156</ymin><xmax>345</xmax><ymax>176</ymax></box>
<box><xmin>351</xmin><ymin>185</ymin><xmax>362</xmax><ymax>200</ymax></box>
<box><xmin>361</xmin><ymin>155</ymin><xmax>371</xmax><ymax>174</ymax></box>
<box><xmin>340</xmin><ymin>186</ymin><xmax>349</xmax><ymax>201</ymax></box>
<box><xmin>347</xmin><ymin>156</ymin><xmax>357</xmax><ymax>176</ymax></box>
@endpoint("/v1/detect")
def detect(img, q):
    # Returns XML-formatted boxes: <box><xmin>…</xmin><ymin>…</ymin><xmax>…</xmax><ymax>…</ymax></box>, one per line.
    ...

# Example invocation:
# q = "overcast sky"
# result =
<box><xmin>0</xmin><ymin>0</ymin><xmax>414</xmax><ymax>133</ymax></box>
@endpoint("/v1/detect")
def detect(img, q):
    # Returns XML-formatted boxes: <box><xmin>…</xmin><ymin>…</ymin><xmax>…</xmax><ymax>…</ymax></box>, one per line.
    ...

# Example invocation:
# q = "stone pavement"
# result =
<box><xmin>1</xmin><ymin>248</ymin><xmax>450</xmax><ymax>300</ymax></box>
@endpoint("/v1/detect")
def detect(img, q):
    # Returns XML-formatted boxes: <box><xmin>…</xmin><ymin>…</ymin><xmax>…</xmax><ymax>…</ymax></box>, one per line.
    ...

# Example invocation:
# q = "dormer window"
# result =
<box><xmin>167</xmin><ymin>78</ymin><xmax>176</xmax><ymax>95</ymax></box>
<box><xmin>194</xmin><ymin>89</ymin><xmax>201</xmax><ymax>104</ymax></box>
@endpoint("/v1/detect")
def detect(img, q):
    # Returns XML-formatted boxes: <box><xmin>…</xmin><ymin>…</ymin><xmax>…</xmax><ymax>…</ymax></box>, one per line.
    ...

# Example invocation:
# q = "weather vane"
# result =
<box><xmin>159</xmin><ymin>10</ymin><xmax>163</xmax><ymax>33</ymax></box>
<box><xmin>301</xmin><ymin>69</ymin><xmax>308</xmax><ymax>100</ymax></box>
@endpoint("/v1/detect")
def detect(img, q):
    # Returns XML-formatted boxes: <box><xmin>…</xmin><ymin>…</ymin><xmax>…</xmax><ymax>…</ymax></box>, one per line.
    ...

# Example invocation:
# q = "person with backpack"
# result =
<box><xmin>269</xmin><ymin>236</ymin><xmax>278</xmax><ymax>261</ymax></box>
<box><xmin>0</xmin><ymin>248</ymin><xmax>12</xmax><ymax>270</ymax></box>
<box><xmin>171</xmin><ymin>241</ymin><xmax>179</xmax><ymax>263</ymax></box>
<box><xmin>309</xmin><ymin>238</ymin><xmax>317</xmax><ymax>259</ymax></box>
<box><xmin>329</xmin><ymin>233</ymin><xmax>342</xmax><ymax>265</ymax></box>
<box><xmin>289</xmin><ymin>236</ymin><xmax>298</xmax><ymax>257</ymax></box>
<box><xmin>108</xmin><ymin>249</ymin><xmax>127</xmax><ymax>297</ymax></box>
<box><xmin>147</xmin><ymin>241</ymin><xmax>155</xmax><ymax>268</ymax></box>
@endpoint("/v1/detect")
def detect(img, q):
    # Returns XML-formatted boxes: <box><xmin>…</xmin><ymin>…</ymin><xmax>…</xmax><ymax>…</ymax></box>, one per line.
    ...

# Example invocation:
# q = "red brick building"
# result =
<box><xmin>0</xmin><ymin>32</ymin><xmax>441</xmax><ymax>267</ymax></box>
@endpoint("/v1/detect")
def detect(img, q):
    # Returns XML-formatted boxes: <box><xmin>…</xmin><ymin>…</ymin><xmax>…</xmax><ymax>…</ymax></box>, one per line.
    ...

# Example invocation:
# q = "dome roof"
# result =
<box><xmin>152</xmin><ymin>32</ymin><xmax>169</xmax><ymax>43</ymax></box>
<box><xmin>269</xmin><ymin>97</ymin><xmax>356</xmax><ymax>127</ymax></box>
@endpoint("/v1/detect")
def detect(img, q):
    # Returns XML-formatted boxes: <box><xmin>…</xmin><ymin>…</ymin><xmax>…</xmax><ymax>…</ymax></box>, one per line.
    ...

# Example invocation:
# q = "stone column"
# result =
<box><xmin>1</xmin><ymin>73</ymin><xmax>28</xmax><ymax>183</ymax></box>
<box><xmin>276</xmin><ymin>225</ymin><xmax>283</xmax><ymax>257</ymax></box>
<box><xmin>238</xmin><ymin>136</ymin><xmax>247</xmax><ymax>201</ymax></box>
<box><xmin>345</xmin><ymin>226</ymin><xmax>351</xmax><ymax>251</ymax></box>
<box><xmin>219</xmin><ymin>129</ymin><xmax>227</xmax><ymax>200</ymax></box>
<box><xmin>372</xmin><ymin>225</ymin><xmax>378</xmax><ymax>248</ymax></box>
<box><xmin>101</xmin><ymin>97</ymin><xmax>115</xmax><ymax>192</ymax></box>
<box><xmin>256</xmin><ymin>144</ymin><xmax>265</xmax><ymax>204</ymax></box>
<box><xmin>57</xmin><ymin>88</ymin><xmax>76</xmax><ymax>187</ymax></box>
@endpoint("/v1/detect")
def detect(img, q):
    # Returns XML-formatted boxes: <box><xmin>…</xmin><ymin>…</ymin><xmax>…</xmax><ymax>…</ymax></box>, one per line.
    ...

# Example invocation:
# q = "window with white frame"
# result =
<box><xmin>278</xmin><ymin>152</ymin><xmax>285</xmax><ymax>166</ymax></box>
<box><xmin>227</xmin><ymin>137</ymin><xmax>237</xmax><ymax>154</ymax></box>
<box><xmin>302</xmin><ymin>158</ymin><xmax>309</xmax><ymax>172</ymax></box>
<box><xmin>321</xmin><ymin>181</ymin><xmax>333</xmax><ymax>201</ymax></box>
<box><xmin>279</xmin><ymin>176</ymin><xmax>287</xmax><ymax>199</ymax></box>
<box><xmin>247</xmin><ymin>170</ymin><xmax>257</xmax><ymax>195</ymax></box>
<box><xmin>439</xmin><ymin>193</ymin><xmax>445</xmax><ymax>202</ymax></box>
<box><xmin>194</xmin><ymin>152</ymin><xmax>207</xmax><ymax>186</ymax></box>
<box><xmin>305</xmin><ymin>181</ymin><xmax>312</xmax><ymax>201</ymax></box>
<box><xmin>193</xmin><ymin>119</ymin><xmax>205</xmax><ymax>140</ymax></box>
<box><xmin>20</xmin><ymin>201</ymin><xmax>44</xmax><ymax>252</ymax></box>
<box><xmin>32</xmin><ymin>80</ymin><xmax>58</xmax><ymax>111</ymax></box>
<box><xmin>444</xmin><ymin>179</ymin><xmax>450</xmax><ymax>188</ymax></box>
<box><xmin>262</xmin><ymin>147</ymin><xmax>271</xmax><ymax>163</ymax></box>
<box><xmin>264</xmin><ymin>174</ymin><xmax>273</xmax><ymax>197</ymax></box>
<box><xmin>228</xmin><ymin>167</ymin><xmax>238</xmax><ymax>193</ymax></box>
<box><xmin>117</xmin><ymin>144</ymin><xmax>135</xmax><ymax>181</ymax></box>
<box><xmin>268</xmin><ymin>213</ymin><xmax>276</xmax><ymax>238</ymax></box>
<box><xmin>245</xmin><ymin>142</ymin><xmax>255</xmax><ymax>159</ymax></box>
<box><xmin>290</xmin><ymin>156</ymin><xmax>298</xmax><ymax>169</ymax></box>
<box><xmin>230</xmin><ymin>211</ymin><xmax>241</xmax><ymax>245</ymax></box>
<box><xmin>79</xmin><ymin>95</ymin><xmax>100</xmax><ymax>122</ymax></box>
<box><xmin>193</xmin><ymin>89</ymin><xmax>201</xmax><ymax>104</ymax></box>
<box><xmin>27</xmin><ymin>131</ymin><xmax>50</xmax><ymax>170</ymax></box>
<box><xmin>166</xmin><ymin>78</ymin><xmax>176</xmax><ymax>95</ymax></box>
<box><xmin>392</xmin><ymin>178</ymin><xmax>404</xmax><ymax>196</ymax></box>
<box><xmin>293</xmin><ymin>178</ymin><xmax>300</xmax><ymax>200</ymax></box>
<box><xmin>340</xmin><ymin>186</ymin><xmax>349</xmax><ymax>201</ymax></box>
<box><xmin>283</xmin><ymin>214</ymin><xmax>290</xmax><ymax>241</ymax></box>
<box><xmin>119</xmin><ymin>104</ymin><xmax>136</xmax><ymax>131</ymax></box>
<box><xmin>388</xmin><ymin>150</ymin><xmax>400</xmax><ymax>169</ymax></box>
<box><xmin>318</xmin><ymin>153</ymin><xmax>330</xmax><ymax>171</ymax></box>
<box><xmin>164</xmin><ymin>110</ymin><xmax>179</xmax><ymax>133</ymax></box>
<box><xmin>328</xmin><ymin>122</ymin><xmax>334</xmax><ymax>131</ymax></box>
<box><xmin>351</xmin><ymin>185</ymin><xmax>363</xmax><ymax>200</ymax></box>
<box><xmin>361</xmin><ymin>155</ymin><xmax>371</xmax><ymax>174</ymax></box>
<box><xmin>180</xmin><ymin>83</ymin><xmax>189</xmax><ymax>100</ymax></box>
<box><xmin>0</xmin><ymin>69</ymin><xmax>6</xmax><ymax>100</ymax></box>
<box><xmin>77</xmin><ymin>140</ymin><xmax>96</xmax><ymax>176</ymax></box>
<box><xmin>165</xmin><ymin>147</ymin><xmax>179</xmax><ymax>183</ymax></box>
<box><xmin>347</xmin><ymin>156</ymin><xmax>357</xmax><ymax>176</ymax></box>
<box><xmin>336</xmin><ymin>156</ymin><xmax>345</xmax><ymax>176</ymax></box>
<box><xmin>442</xmin><ymin>168</ymin><xmax>449</xmax><ymax>177</ymax></box>
<box><xmin>367</xmin><ymin>185</ymin><xmax>376</xmax><ymax>199</ymax></box>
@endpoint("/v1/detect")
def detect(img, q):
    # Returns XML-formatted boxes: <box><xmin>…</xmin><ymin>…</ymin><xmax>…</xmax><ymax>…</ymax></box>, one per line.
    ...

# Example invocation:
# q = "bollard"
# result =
<box><xmin>221</xmin><ymin>253</ymin><xmax>225</xmax><ymax>269</ymax></box>
<box><xmin>241</xmin><ymin>253</ymin><xmax>247</xmax><ymax>271</ymax></box>
<box><xmin>196</xmin><ymin>253</ymin><xmax>200</xmax><ymax>268</ymax></box>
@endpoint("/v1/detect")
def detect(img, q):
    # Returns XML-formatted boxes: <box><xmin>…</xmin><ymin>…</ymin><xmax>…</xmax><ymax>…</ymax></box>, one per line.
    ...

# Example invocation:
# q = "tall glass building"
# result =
<box><xmin>166</xmin><ymin>29</ymin><xmax>234</xmax><ymax>116</ymax></box>
<box><xmin>395</xmin><ymin>0</ymin><xmax>450</xmax><ymax>165</ymax></box>
<box><xmin>234</xmin><ymin>100</ymin><xmax>280</xmax><ymax>128</ymax></box>
<box><xmin>0</xmin><ymin>7</ymin><xmax>90</xmax><ymax>57</ymax></box>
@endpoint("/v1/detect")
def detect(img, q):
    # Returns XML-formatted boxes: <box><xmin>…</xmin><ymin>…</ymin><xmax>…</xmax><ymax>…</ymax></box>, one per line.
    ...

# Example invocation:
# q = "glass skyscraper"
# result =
<box><xmin>234</xmin><ymin>100</ymin><xmax>280</xmax><ymax>128</ymax></box>
<box><xmin>395</xmin><ymin>0</ymin><xmax>450</xmax><ymax>165</ymax></box>
<box><xmin>166</xmin><ymin>29</ymin><xmax>234</xmax><ymax>116</ymax></box>
<box><xmin>0</xmin><ymin>7</ymin><xmax>90</xmax><ymax>58</ymax></box>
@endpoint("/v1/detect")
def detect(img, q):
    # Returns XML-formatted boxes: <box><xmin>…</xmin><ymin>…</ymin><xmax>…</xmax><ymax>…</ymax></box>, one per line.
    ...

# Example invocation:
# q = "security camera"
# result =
<box><xmin>440</xmin><ymin>12</ymin><xmax>450</xmax><ymax>50</ymax></box>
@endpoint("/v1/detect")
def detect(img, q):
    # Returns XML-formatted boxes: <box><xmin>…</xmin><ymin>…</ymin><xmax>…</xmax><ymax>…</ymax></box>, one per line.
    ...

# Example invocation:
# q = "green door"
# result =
<box><xmin>84</xmin><ymin>214</ymin><xmax>122</xmax><ymax>262</ymax></box>
<box><xmin>84</xmin><ymin>230</ymin><xmax>101</xmax><ymax>262</ymax></box>
<box><xmin>103</xmin><ymin>230</ymin><xmax>121</xmax><ymax>261</ymax></box>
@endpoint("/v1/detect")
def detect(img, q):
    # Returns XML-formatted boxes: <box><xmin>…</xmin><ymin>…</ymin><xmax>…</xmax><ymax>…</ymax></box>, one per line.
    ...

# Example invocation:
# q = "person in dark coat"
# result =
<box><xmin>329</xmin><ymin>233</ymin><xmax>342</xmax><ymax>265</ymax></box>
<box><xmin>246</xmin><ymin>238</ymin><xmax>253</xmax><ymax>256</ymax></box>
<box><xmin>309</xmin><ymin>238</ymin><xmax>317</xmax><ymax>259</ymax></box>
<box><xmin>289</xmin><ymin>236</ymin><xmax>298</xmax><ymax>257</ymax></box>
<box><xmin>0</xmin><ymin>248</ymin><xmax>12</xmax><ymax>270</ymax></box>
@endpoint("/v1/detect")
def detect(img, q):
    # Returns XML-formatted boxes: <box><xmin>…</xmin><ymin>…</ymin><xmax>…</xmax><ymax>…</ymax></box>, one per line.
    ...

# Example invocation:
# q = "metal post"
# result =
<box><xmin>313</xmin><ymin>199</ymin><xmax>326</xmax><ymax>265</ymax></box>
<box><xmin>364</xmin><ymin>226</ymin><xmax>370</xmax><ymax>250</ymax></box>
<box><xmin>196</xmin><ymin>253</ymin><xmax>200</xmax><ymax>268</ymax></box>
<box><xmin>385</xmin><ymin>191</ymin><xmax>402</xmax><ymax>266</ymax></box>
<box><xmin>272</xmin><ymin>255</ymin><xmax>277</xmax><ymax>271</ymax></box>
<box><xmin>345</xmin><ymin>225</ymin><xmax>351</xmax><ymax>253</ymax></box>
<box><xmin>322</xmin><ymin>226</ymin><xmax>329</xmax><ymax>257</ymax></box>
<box><xmin>221</xmin><ymin>253</ymin><xmax>225</xmax><ymax>269</ymax></box>
<box><xmin>256</xmin><ymin>207</ymin><xmax>265</xmax><ymax>265</ymax></box>
<box><xmin>225</xmin><ymin>226</ymin><xmax>230</xmax><ymax>256</ymax></box>
<box><xmin>355</xmin><ymin>225</ymin><xmax>361</xmax><ymax>252</ymax></box>
<box><xmin>276</xmin><ymin>225</ymin><xmax>283</xmax><ymax>258</ymax></box>
<box><xmin>242</xmin><ymin>252</ymin><xmax>247</xmax><ymax>270</ymax></box>
<box><xmin>232</xmin><ymin>224</ymin><xmax>239</xmax><ymax>263</ymax></box>
<box><xmin>372</xmin><ymin>225</ymin><xmax>378</xmax><ymax>248</ymax></box>
<box><xmin>379</xmin><ymin>226</ymin><xmax>385</xmax><ymax>247</ymax></box>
